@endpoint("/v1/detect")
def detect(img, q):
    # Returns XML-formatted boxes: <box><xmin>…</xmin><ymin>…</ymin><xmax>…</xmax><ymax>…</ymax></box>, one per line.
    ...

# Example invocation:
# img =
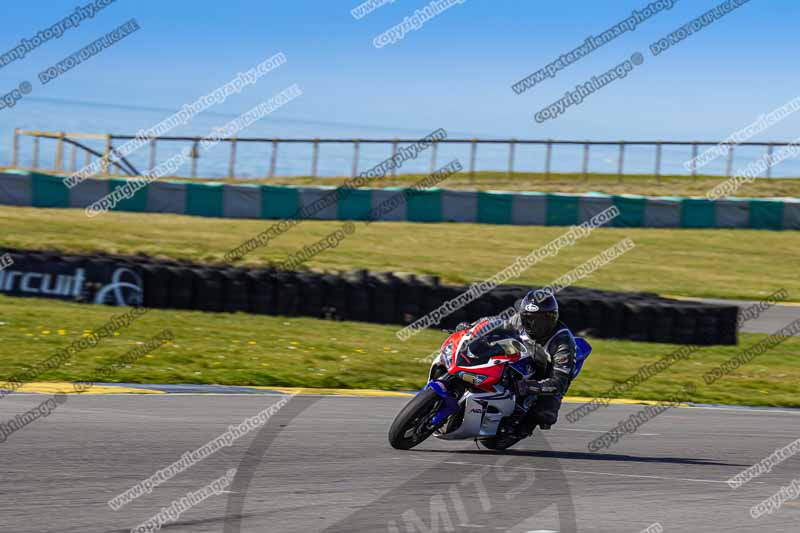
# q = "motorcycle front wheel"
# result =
<box><xmin>388</xmin><ymin>388</ymin><xmax>444</xmax><ymax>450</ymax></box>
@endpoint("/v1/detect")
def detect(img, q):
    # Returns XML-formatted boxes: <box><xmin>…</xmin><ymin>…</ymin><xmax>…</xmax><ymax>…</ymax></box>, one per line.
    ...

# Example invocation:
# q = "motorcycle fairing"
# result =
<box><xmin>433</xmin><ymin>385</ymin><xmax>516</xmax><ymax>440</ymax></box>
<box><xmin>424</xmin><ymin>380</ymin><xmax>461</xmax><ymax>426</ymax></box>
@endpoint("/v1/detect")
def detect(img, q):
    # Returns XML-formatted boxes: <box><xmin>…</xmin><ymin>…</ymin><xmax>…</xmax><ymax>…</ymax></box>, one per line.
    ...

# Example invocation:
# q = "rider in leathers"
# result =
<box><xmin>456</xmin><ymin>291</ymin><xmax>576</xmax><ymax>435</ymax></box>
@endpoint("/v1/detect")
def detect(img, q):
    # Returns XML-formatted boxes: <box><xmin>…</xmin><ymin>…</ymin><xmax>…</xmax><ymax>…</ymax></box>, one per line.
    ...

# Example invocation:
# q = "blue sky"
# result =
<box><xmin>1</xmin><ymin>0</ymin><xmax>798</xmax><ymax>141</ymax></box>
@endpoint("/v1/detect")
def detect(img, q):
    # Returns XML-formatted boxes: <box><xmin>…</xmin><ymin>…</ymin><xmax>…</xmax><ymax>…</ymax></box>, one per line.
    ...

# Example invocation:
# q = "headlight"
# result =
<box><xmin>457</xmin><ymin>371</ymin><xmax>488</xmax><ymax>385</ymax></box>
<box><xmin>441</xmin><ymin>343</ymin><xmax>454</xmax><ymax>366</ymax></box>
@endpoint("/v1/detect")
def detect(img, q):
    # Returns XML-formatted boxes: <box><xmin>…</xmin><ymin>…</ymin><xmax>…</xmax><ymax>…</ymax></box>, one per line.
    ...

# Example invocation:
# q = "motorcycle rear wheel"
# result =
<box><xmin>388</xmin><ymin>388</ymin><xmax>444</xmax><ymax>450</ymax></box>
<box><xmin>480</xmin><ymin>434</ymin><xmax>524</xmax><ymax>450</ymax></box>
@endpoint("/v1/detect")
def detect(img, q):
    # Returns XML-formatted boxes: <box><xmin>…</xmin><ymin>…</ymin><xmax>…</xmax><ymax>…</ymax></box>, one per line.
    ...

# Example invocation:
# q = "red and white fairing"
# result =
<box><xmin>430</xmin><ymin>320</ymin><xmax>538</xmax><ymax>440</ymax></box>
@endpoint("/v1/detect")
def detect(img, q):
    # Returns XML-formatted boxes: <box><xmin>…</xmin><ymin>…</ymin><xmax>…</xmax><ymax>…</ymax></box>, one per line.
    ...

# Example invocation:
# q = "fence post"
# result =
<box><xmin>191</xmin><ymin>140</ymin><xmax>200</xmax><ymax>178</ymax></box>
<box><xmin>70</xmin><ymin>144</ymin><xmax>77</xmax><ymax>172</ymax></box>
<box><xmin>617</xmin><ymin>142</ymin><xmax>625</xmax><ymax>183</ymax></box>
<box><xmin>691</xmin><ymin>143</ymin><xmax>698</xmax><ymax>178</ymax></box>
<box><xmin>391</xmin><ymin>139</ymin><xmax>399</xmax><ymax>178</ymax></box>
<box><xmin>268</xmin><ymin>139</ymin><xmax>278</xmax><ymax>178</ymax></box>
<box><xmin>429</xmin><ymin>140</ymin><xmax>439</xmax><ymax>174</ymax></box>
<box><xmin>55</xmin><ymin>131</ymin><xmax>65</xmax><ymax>171</ymax></box>
<box><xmin>351</xmin><ymin>139</ymin><xmax>360</xmax><ymax>179</ymax></box>
<box><xmin>507</xmin><ymin>139</ymin><xmax>516</xmax><ymax>177</ymax></box>
<box><xmin>582</xmin><ymin>142</ymin><xmax>590</xmax><ymax>182</ymax></box>
<box><xmin>32</xmin><ymin>136</ymin><xmax>40</xmax><ymax>170</ymax></box>
<box><xmin>654</xmin><ymin>142</ymin><xmax>662</xmax><ymax>183</ymax></box>
<box><xmin>469</xmin><ymin>138</ymin><xmax>477</xmax><ymax>182</ymax></box>
<box><xmin>725</xmin><ymin>144</ymin><xmax>734</xmax><ymax>178</ymax></box>
<box><xmin>102</xmin><ymin>134</ymin><xmax>112</xmax><ymax>175</ymax></box>
<box><xmin>11</xmin><ymin>128</ymin><xmax>19</xmax><ymax>167</ymax></box>
<box><xmin>544</xmin><ymin>140</ymin><xmax>552</xmax><ymax>180</ymax></box>
<box><xmin>766</xmin><ymin>144</ymin><xmax>774</xmax><ymax>178</ymax></box>
<box><xmin>149</xmin><ymin>139</ymin><xmax>157</xmax><ymax>173</ymax></box>
<box><xmin>228</xmin><ymin>137</ymin><xmax>237</xmax><ymax>178</ymax></box>
<box><xmin>311</xmin><ymin>138</ymin><xmax>319</xmax><ymax>177</ymax></box>
<box><xmin>84</xmin><ymin>150</ymin><xmax>91</xmax><ymax>169</ymax></box>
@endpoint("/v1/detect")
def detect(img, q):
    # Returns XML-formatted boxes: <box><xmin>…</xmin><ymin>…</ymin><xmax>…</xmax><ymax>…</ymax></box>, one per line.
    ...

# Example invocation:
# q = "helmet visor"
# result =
<box><xmin>521</xmin><ymin>311</ymin><xmax>558</xmax><ymax>340</ymax></box>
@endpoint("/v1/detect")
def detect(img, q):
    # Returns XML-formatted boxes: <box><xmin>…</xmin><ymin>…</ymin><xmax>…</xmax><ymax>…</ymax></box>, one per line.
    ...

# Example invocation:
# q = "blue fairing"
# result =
<box><xmin>425</xmin><ymin>380</ymin><xmax>460</xmax><ymax>426</ymax></box>
<box><xmin>509</xmin><ymin>358</ymin><xmax>534</xmax><ymax>377</ymax></box>
<box><xmin>572</xmin><ymin>337</ymin><xmax>592</xmax><ymax>379</ymax></box>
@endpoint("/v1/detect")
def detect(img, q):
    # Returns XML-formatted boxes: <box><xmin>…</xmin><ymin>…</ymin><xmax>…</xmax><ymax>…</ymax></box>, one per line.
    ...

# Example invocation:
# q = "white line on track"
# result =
<box><xmin>405</xmin><ymin>457</ymin><xmax>765</xmax><ymax>485</ymax></box>
<box><xmin>553</xmin><ymin>428</ymin><xmax>659</xmax><ymax>436</ymax></box>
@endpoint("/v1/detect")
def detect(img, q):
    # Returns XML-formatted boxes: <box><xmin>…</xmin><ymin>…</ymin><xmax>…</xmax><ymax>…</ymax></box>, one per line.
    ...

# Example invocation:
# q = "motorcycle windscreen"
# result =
<box><xmin>457</xmin><ymin>330</ymin><xmax>526</xmax><ymax>367</ymax></box>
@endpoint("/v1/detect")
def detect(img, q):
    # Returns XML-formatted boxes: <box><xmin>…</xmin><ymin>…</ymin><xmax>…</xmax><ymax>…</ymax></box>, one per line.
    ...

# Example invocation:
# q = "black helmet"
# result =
<box><xmin>518</xmin><ymin>290</ymin><xmax>558</xmax><ymax>342</ymax></box>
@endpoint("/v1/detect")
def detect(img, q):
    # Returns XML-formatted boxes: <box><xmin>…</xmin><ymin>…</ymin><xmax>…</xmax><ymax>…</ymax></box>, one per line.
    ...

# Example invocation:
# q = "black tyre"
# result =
<box><xmin>388</xmin><ymin>388</ymin><xmax>444</xmax><ymax>450</ymax></box>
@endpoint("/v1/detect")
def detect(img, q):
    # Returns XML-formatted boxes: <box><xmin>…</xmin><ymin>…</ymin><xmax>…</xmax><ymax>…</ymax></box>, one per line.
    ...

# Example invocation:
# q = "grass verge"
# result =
<box><xmin>0</xmin><ymin>295</ymin><xmax>797</xmax><ymax>407</ymax></box>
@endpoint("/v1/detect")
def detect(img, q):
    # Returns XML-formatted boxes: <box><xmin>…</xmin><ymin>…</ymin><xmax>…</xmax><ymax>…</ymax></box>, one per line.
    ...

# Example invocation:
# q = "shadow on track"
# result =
<box><xmin>414</xmin><ymin>447</ymin><xmax>747</xmax><ymax>467</ymax></box>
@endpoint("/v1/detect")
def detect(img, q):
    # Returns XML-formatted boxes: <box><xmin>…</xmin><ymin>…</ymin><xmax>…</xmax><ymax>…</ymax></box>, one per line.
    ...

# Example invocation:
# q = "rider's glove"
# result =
<box><xmin>455</xmin><ymin>322</ymin><xmax>471</xmax><ymax>331</ymax></box>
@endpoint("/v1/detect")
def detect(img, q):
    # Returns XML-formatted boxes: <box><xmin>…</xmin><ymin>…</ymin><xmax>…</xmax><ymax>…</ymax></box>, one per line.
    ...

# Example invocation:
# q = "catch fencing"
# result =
<box><xmin>10</xmin><ymin>129</ymin><xmax>796</xmax><ymax>181</ymax></box>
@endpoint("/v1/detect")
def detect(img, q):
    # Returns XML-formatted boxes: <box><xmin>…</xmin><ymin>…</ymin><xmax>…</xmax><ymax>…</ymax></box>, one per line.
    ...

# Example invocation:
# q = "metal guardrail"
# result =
<box><xmin>11</xmin><ymin>129</ymin><xmax>793</xmax><ymax>181</ymax></box>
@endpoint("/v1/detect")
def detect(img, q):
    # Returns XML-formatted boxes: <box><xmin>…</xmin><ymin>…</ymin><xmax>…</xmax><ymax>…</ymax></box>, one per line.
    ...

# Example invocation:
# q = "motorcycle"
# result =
<box><xmin>388</xmin><ymin>319</ymin><xmax>591</xmax><ymax>451</ymax></box>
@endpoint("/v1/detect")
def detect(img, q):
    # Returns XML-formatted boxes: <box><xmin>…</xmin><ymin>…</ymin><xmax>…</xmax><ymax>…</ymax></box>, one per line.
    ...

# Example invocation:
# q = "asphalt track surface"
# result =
<box><xmin>1</xmin><ymin>393</ymin><xmax>799</xmax><ymax>533</ymax></box>
<box><xmin>698</xmin><ymin>298</ymin><xmax>800</xmax><ymax>336</ymax></box>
